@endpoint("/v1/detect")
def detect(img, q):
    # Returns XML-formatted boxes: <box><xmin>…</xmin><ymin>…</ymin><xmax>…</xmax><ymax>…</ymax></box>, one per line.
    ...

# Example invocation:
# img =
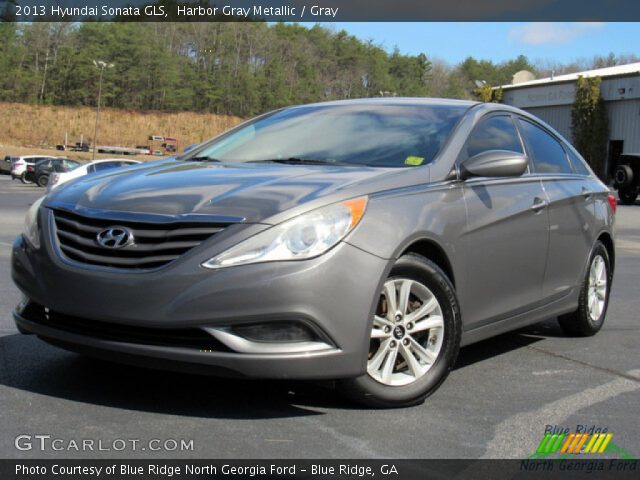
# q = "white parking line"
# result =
<box><xmin>481</xmin><ymin>369</ymin><xmax>640</xmax><ymax>458</ymax></box>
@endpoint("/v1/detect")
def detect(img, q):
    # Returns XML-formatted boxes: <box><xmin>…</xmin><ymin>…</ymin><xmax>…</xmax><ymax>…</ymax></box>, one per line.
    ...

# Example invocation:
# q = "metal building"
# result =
<box><xmin>499</xmin><ymin>63</ymin><xmax>640</xmax><ymax>179</ymax></box>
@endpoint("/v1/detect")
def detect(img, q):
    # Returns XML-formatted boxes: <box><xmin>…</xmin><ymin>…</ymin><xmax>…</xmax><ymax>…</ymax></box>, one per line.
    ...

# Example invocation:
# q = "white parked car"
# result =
<box><xmin>10</xmin><ymin>155</ymin><xmax>59</xmax><ymax>184</ymax></box>
<box><xmin>48</xmin><ymin>159</ymin><xmax>141</xmax><ymax>191</ymax></box>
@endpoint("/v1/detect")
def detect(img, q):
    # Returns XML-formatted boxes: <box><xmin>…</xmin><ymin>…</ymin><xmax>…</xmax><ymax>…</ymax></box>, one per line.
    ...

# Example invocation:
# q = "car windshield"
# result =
<box><xmin>187</xmin><ymin>104</ymin><xmax>468</xmax><ymax>168</ymax></box>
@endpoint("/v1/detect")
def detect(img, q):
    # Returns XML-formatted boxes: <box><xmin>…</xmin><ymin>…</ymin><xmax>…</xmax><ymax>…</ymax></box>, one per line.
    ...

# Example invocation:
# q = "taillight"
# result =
<box><xmin>608</xmin><ymin>194</ymin><xmax>617</xmax><ymax>214</ymax></box>
<box><xmin>27</xmin><ymin>166</ymin><xmax>34</xmax><ymax>171</ymax></box>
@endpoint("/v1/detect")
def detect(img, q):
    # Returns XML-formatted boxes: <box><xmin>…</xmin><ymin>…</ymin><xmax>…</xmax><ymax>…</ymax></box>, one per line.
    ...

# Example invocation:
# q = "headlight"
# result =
<box><xmin>202</xmin><ymin>197</ymin><xmax>368</xmax><ymax>269</ymax></box>
<box><xmin>23</xmin><ymin>196</ymin><xmax>45</xmax><ymax>249</ymax></box>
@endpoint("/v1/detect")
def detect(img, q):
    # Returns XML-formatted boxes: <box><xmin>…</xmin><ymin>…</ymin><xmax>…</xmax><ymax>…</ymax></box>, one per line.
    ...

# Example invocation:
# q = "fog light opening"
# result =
<box><xmin>232</xmin><ymin>322</ymin><xmax>317</xmax><ymax>343</ymax></box>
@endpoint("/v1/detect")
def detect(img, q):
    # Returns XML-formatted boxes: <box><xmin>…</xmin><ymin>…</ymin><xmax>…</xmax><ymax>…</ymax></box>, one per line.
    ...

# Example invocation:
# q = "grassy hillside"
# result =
<box><xmin>0</xmin><ymin>102</ymin><xmax>243</xmax><ymax>151</ymax></box>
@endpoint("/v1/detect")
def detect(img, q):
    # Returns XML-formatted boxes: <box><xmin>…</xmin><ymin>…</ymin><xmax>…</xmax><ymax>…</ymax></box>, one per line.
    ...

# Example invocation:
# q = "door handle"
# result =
<box><xmin>531</xmin><ymin>197</ymin><xmax>549</xmax><ymax>212</ymax></box>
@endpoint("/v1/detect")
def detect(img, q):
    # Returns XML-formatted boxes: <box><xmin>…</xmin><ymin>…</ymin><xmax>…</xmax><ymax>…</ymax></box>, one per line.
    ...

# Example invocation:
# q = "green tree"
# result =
<box><xmin>571</xmin><ymin>76</ymin><xmax>609</xmax><ymax>179</ymax></box>
<box><xmin>473</xmin><ymin>83</ymin><xmax>503</xmax><ymax>103</ymax></box>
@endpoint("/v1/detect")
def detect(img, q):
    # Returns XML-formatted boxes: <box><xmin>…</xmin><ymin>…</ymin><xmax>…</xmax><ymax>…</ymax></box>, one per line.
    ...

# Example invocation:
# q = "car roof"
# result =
<box><xmin>86</xmin><ymin>158</ymin><xmax>142</xmax><ymax>165</ymax></box>
<box><xmin>289</xmin><ymin>97</ymin><xmax>479</xmax><ymax>109</ymax></box>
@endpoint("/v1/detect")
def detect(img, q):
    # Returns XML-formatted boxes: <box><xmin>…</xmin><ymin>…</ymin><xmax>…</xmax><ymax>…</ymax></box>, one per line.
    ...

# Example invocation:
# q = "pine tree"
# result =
<box><xmin>571</xmin><ymin>76</ymin><xmax>609</xmax><ymax>180</ymax></box>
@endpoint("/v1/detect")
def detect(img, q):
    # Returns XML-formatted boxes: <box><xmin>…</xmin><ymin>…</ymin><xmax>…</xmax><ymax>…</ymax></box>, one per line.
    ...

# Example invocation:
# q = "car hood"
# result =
<box><xmin>45</xmin><ymin>160</ymin><xmax>399</xmax><ymax>224</ymax></box>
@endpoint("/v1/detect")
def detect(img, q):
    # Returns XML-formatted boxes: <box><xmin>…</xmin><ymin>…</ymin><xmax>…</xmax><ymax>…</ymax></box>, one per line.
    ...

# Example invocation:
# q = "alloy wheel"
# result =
<box><xmin>368</xmin><ymin>278</ymin><xmax>444</xmax><ymax>386</ymax></box>
<box><xmin>587</xmin><ymin>254</ymin><xmax>607</xmax><ymax>321</ymax></box>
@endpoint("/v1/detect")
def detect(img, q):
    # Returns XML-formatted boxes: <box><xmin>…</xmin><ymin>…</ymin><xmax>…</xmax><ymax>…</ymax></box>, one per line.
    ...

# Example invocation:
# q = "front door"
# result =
<box><xmin>458</xmin><ymin>114</ymin><xmax>549</xmax><ymax>329</ymax></box>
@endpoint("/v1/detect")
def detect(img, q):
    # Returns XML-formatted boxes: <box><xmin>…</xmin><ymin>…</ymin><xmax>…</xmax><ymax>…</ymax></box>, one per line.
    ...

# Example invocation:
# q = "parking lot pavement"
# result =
<box><xmin>0</xmin><ymin>174</ymin><xmax>638</xmax><ymax>459</ymax></box>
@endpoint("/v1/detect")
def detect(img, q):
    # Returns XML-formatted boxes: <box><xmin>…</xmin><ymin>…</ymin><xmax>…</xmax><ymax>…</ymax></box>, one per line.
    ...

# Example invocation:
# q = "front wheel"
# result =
<box><xmin>340</xmin><ymin>253</ymin><xmax>461</xmax><ymax>408</ymax></box>
<box><xmin>36</xmin><ymin>175</ymin><xmax>49</xmax><ymax>187</ymax></box>
<box><xmin>558</xmin><ymin>241</ymin><xmax>612</xmax><ymax>337</ymax></box>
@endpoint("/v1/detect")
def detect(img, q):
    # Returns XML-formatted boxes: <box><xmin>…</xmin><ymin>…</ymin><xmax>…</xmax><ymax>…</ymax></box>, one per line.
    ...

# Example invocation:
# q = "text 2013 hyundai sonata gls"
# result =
<box><xmin>12</xmin><ymin>98</ymin><xmax>616</xmax><ymax>407</ymax></box>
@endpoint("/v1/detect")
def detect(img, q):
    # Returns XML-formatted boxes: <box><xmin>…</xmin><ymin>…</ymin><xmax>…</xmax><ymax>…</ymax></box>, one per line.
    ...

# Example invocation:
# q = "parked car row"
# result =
<box><xmin>25</xmin><ymin>158</ymin><xmax>82</xmax><ymax>187</ymax></box>
<box><xmin>2</xmin><ymin>155</ymin><xmax>141</xmax><ymax>189</ymax></box>
<box><xmin>48</xmin><ymin>159</ymin><xmax>140</xmax><ymax>191</ymax></box>
<box><xmin>5</xmin><ymin>155</ymin><xmax>62</xmax><ymax>183</ymax></box>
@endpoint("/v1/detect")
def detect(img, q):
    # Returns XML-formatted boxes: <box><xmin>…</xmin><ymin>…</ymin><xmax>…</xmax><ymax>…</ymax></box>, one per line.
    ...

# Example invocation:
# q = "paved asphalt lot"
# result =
<box><xmin>0</xmin><ymin>174</ymin><xmax>638</xmax><ymax>459</ymax></box>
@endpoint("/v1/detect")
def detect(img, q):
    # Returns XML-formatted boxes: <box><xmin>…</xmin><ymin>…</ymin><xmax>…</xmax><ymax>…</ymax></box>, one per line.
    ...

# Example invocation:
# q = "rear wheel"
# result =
<box><xmin>20</xmin><ymin>172</ymin><xmax>32</xmax><ymax>184</ymax></box>
<box><xmin>340</xmin><ymin>253</ymin><xmax>461</xmax><ymax>408</ymax></box>
<box><xmin>618</xmin><ymin>189</ymin><xmax>638</xmax><ymax>206</ymax></box>
<box><xmin>558</xmin><ymin>242</ymin><xmax>612</xmax><ymax>337</ymax></box>
<box><xmin>36</xmin><ymin>175</ymin><xmax>49</xmax><ymax>187</ymax></box>
<box><xmin>614</xmin><ymin>165</ymin><xmax>633</xmax><ymax>188</ymax></box>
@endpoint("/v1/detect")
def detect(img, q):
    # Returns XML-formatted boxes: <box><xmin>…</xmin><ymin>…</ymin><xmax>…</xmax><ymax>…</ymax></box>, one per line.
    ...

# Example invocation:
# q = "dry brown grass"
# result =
<box><xmin>0</xmin><ymin>102</ymin><xmax>244</xmax><ymax>152</ymax></box>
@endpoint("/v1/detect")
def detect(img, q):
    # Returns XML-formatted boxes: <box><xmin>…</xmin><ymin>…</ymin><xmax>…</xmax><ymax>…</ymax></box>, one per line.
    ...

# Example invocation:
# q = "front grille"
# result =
<box><xmin>51</xmin><ymin>208</ymin><xmax>228</xmax><ymax>270</ymax></box>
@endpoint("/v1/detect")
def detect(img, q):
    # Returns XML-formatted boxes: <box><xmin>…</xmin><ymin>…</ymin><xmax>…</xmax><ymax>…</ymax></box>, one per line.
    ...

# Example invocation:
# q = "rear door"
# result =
<box><xmin>516</xmin><ymin>118</ymin><xmax>594</xmax><ymax>301</ymax></box>
<box><xmin>460</xmin><ymin>114</ymin><xmax>549</xmax><ymax>329</ymax></box>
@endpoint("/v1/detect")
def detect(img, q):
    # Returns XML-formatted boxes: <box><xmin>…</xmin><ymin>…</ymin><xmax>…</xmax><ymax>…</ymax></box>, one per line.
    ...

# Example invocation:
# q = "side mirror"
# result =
<box><xmin>460</xmin><ymin>150</ymin><xmax>528</xmax><ymax>180</ymax></box>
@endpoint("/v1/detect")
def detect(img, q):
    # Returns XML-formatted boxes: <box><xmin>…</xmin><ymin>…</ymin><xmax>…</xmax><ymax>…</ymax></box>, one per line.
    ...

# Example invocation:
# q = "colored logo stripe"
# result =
<box><xmin>573</xmin><ymin>433</ymin><xmax>590</xmax><ymax>453</ymax></box>
<box><xmin>536</xmin><ymin>433</ymin><xmax>614</xmax><ymax>455</ymax></box>
<box><xmin>560</xmin><ymin>434</ymin><xmax>590</xmax><ymax>454</ymax></box>
<box><xmin>536</xmin><ymin>434</ymin><xmax>566</xmax><ymax>454</ymax></box>
<box><xmin>585</xmin><ymin>433</ymin><xmax>613</xmax><ymax>454</ymax></box>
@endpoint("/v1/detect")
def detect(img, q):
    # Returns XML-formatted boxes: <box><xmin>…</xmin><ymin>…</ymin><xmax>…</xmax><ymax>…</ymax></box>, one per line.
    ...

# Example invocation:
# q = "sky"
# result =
<box><xmin>305</xmin><ymin>22</ymin><xmax>640</xmax><ymax>65</ymax></box>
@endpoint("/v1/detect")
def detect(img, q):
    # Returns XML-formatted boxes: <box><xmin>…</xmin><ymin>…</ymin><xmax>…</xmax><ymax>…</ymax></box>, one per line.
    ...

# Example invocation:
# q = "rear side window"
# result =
<box><xmin>461</xmin><ymin>115</ymin><xmax>523</xmax><ymax>161</ymax></box>
<box><xmin>566</xmin><ymin>148</ymin><xmax>591</xmax><ymax>176</ymax></box>
<box><xmin>93</xmin><ymin>162</ymin><xmax>122</xmax><ymax>172</ymax></box>
<box><xmin>518</xmin><ymin>120</ymin><xmax>573</xmax><ymax>174</ymax></box>
<box><xmin>64</xmin><ymin>160</ymin><xmax>81</xmax><ymax>171</ymax></box>
<box><xmin>52</xmin><ymin>160</ymin><xmax>66</xmax><ymax>172</ymax></box>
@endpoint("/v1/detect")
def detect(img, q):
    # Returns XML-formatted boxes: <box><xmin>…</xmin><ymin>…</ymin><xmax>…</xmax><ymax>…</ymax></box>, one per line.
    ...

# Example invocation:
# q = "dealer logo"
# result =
<box><xmin>530</xmin><ymin>425</ymin><xmax>636</xmax><ymax>459</ymax></box>
<box><xmin>96</xmin><ymin>227</ymin><xmax>134</xmax><ymax>249</ymax></box>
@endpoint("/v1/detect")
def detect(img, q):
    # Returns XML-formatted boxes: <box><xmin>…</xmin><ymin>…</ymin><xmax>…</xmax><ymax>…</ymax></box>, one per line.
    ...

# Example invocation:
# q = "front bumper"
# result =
<box><xmin>12</xmin><ymin>229</ymin><xmax>390</xmax><ymax>379</ymax></box>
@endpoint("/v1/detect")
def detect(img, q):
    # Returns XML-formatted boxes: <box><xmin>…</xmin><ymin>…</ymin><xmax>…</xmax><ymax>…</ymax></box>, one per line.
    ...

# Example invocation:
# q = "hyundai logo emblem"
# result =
<box><xmin>393</xmin><ymin>325</ymin><xmax>405</xmax><ymax>340</ymax></box>
<box><xmin>96</xmin><ymin>227</ymin><xmax>134</xmax><ymax>249</ymax></box>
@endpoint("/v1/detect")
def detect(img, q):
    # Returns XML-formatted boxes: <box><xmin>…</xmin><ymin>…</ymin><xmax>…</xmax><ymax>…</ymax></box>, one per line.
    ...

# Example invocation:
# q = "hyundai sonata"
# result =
<box><xmin>12</xmin><ymin>98</ymin><xmax>616</xmax><ymax>407</ymax></box>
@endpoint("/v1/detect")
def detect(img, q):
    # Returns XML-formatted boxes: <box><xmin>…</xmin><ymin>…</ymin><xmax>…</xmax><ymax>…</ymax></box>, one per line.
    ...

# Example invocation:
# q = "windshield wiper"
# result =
<box><xmin>187</xmin><ymin>156</ymin><xmax>221</xmax><ymax>162</ymax></box>
<box><xmin>250</xmin><ymin>157</ymin><xmax>351</xmax><ymax>166</ymax></box>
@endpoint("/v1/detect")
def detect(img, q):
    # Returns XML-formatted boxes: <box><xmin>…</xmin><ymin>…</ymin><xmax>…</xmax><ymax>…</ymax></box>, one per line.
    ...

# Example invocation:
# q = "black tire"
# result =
<box><xmin>20</xmin><ymin>172</ymin><xmax>32</xmax><ymax>184</ymax></box>
<box><xmin>614</xmin><ymin>165</ymin><xmax>633</xmax><ymax>187</ymax></box>
<box><xmin>339</xmin><ymin>253</ymin><xmax>461</xmax><ymax>408</ymax></box>
<box><xmin>558</xmin><ymin>241</ymin><xmax>612</xmax><ymax>337</ymax></box>
<box><xmin>36</xmin><ymin>175</ymin><xmax>49</xmax><ymax>187</ymax></box>
<box><xmin>618</xmin><ymin>189</ymin><xmax>638</xmax><ymax>206</ymax></box>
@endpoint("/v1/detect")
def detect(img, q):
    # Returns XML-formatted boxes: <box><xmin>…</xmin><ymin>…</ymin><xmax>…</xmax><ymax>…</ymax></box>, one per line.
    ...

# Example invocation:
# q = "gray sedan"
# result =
<box><xmin>12</xmin><ymin>98</ymin><xmax>616</xmax><ymax>407</ymax></box>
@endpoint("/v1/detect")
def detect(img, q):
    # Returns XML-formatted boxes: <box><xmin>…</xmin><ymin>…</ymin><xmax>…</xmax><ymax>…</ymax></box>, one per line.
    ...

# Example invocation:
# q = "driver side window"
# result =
<box><xmin>460</xmin><ymin>115</ymin><xmax>524</xmax><ymax>163</ymax></box>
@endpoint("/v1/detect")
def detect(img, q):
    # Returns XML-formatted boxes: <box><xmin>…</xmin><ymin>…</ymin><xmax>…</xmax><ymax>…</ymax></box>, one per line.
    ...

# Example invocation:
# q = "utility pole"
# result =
<box><xmin>92</xmin><ymin>60</ymin><xmax>114</xmax><ymax>160</ymax></box>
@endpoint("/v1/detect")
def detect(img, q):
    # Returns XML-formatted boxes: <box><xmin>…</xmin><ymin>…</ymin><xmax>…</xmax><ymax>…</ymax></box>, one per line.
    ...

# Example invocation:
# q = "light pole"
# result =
<box><xmin>92</xmin><ymin>60</ymin><xmax>114</xmax><ymax>160</ymax></box>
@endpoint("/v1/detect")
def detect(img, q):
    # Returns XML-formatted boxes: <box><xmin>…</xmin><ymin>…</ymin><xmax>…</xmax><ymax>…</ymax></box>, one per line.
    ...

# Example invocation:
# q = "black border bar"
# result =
<box><xmin>2</xmin><ymin>0</ymin><xmax>640</xmax><ymax>22</ymax></box>
<box><xmin>2</xmin><ymin>459</ymin><xmax>640</xmax><ymax>480</ymax></box>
